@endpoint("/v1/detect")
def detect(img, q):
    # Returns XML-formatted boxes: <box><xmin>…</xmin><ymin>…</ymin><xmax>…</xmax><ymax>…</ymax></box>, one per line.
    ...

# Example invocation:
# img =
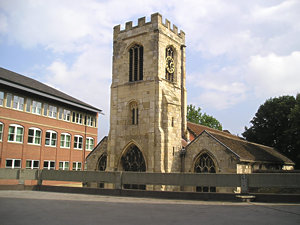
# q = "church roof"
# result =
<box><xmin>186</xmin><ymin>122</ymin><xmax>294</xmax><ymax>165</ymax></box>
<box><xmin>0</xmin><ymin>67</ymin><xmax>102</xmax><ymax>113</ymax></box>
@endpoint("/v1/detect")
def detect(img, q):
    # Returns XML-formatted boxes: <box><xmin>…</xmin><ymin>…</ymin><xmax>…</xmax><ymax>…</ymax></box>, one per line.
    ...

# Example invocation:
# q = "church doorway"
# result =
<box><xmin>97</xmin><ymin>154</ymin><xmax>107</xmax><ymax>188</ymax></box>
<box><xmin>194</xmin><ymin>153</ymin><xmax>216</xmax><ymax>192</ymax></box>
<box><xmin>121</xmin><ymin>144</ymin><xmax>146</xmax><ymax>190</ymax></box>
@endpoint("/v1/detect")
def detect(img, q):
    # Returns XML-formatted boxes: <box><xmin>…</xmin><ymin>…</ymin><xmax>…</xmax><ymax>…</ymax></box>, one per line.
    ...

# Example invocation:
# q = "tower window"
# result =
<box><xmin>165</xmin><ymin>46</ymin><xmax>175</xmax><ymax>82</ymax></box>
<box><xmin>130</xmin><ymin>102</ymin><xmax>138</xmax><ymax>125</ymax></box>
<box><xmin>129</xmin><ymin>44</ymin><xmax>143</xmax><ymax>82</ymax></box>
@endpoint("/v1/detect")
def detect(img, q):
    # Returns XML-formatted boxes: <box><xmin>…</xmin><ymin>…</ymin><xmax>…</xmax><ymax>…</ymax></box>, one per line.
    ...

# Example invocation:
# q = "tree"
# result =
<box><xmin>187</xmin><ymin>104</ymin><xmax>222</xmax><ymax>131</ymax></box>
<box><xmin>242</xmin><ymin>95</ymin><xmax>300</xmax><ymax>169</ymax></box>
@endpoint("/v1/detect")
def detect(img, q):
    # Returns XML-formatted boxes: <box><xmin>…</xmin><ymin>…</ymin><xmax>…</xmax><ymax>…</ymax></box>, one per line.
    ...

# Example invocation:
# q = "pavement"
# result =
<box><xmin>0</xmin><ymin>190</ymin><xmax>299</xmax><ymax>225</ymax></box>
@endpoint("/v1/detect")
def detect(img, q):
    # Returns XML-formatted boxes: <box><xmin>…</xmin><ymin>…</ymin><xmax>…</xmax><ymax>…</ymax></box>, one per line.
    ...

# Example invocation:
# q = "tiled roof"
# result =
<box><xmin>0</xmin><ymin>67</ymin><xmax>101</xmax><ymax>113</ymax></box>
<box><xmin>187</xmin><ymin>121</ymin><xmax>294</xmax><ymax>165</ymax></box>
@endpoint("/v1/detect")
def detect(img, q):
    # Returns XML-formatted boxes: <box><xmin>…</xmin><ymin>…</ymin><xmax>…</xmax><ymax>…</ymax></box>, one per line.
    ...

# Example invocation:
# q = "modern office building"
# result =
<box><xmin>0</xmin><ymin>67</ymin><xmax>101</xmax><ymax>172</ymax></box>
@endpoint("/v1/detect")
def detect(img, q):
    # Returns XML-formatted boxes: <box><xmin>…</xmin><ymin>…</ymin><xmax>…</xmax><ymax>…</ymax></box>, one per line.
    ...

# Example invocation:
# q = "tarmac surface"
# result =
<box><xmin>0</xmin><ymin>190</ymin><xmax>299</xmax><ymax>225</ymax></box>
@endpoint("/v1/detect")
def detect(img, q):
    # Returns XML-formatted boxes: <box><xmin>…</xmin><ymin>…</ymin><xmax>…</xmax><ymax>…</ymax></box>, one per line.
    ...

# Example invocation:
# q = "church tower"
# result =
<box><xmin>107</xmin><ymin>13</ymin><xmax>187</xmax><ymax>174</ymax></box>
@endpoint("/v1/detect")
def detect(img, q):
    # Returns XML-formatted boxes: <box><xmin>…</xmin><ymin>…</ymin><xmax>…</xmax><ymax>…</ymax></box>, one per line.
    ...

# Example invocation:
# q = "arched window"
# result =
<box><xmin>129</xmin><ymin>44</ymin><xmax>143</xmax><ymax>82</ymax></box>
<box><xmin>28</xmin><ymin>127</ymin><xmax>42</xmax><ymax>145</ymax></box>
<box><xmin>165</xmin><ymin>46</ymin><xmax>175</xmax><ymax>82</ymax></box>
<box><xmin>8</xmin><ymin>124</ymin><xmax>24</xmax><ymax>143</ymax></box>
<box><xmin>194</xmin><ymin>153</ymin><xmax>216</xmax><ymax>192</ymax></box>
<box><xmin>121</xmin><ymin>145</ymin><xmax>146</xmax><ymax>189</ymax></box>
<box><xmin>60</xmin><ymin>133</ymin><xmax>71</xmax><ymax>148</ymax></box>
<box><xmin>98</xmin><ymin>154</ymin><xmax>107</xmax><ymax>188</ymax></box>
<box><xmin>130</xmin><ymin>102</ymin><xmax>138</xmax><ymax>125</ymax></box>
<box><xmin>45</xmin><ymin>130</ymin><xmax>57</xmax><ymax>147</ymax></box>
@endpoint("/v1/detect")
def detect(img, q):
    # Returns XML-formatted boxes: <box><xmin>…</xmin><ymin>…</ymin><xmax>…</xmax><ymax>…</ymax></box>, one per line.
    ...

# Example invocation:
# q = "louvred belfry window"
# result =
<box><xmin>129</xmin><ymin>44</ymin><xmax>143</xmax><ymax>82</ymax></box>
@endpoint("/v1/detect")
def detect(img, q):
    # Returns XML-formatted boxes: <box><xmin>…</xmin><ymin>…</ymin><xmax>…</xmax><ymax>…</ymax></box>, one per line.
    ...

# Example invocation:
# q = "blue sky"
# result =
<box><xmin>1</xmin><ymin>0</ymin><xmax>300</xmax><ymax>140</ymax></box>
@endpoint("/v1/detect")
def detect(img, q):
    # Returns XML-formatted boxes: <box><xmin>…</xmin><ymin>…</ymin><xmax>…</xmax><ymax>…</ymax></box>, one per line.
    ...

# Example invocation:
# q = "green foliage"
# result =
<box><xmin>243</xmin><ymin>94</ymin><xmax>300</xmax><ymax>169</ymax></box>
<box><xmin>187</xmin><ymin>104</ymin><xmax>222</xmax><ymax>131</ymax></box>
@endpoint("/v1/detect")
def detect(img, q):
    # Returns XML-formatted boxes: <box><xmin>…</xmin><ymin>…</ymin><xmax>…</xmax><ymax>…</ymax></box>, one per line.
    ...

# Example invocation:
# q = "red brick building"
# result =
<box><xmin>0</xmin><ymin>67</ymin><xmax>101</xmax><ymax>172</ymax></box>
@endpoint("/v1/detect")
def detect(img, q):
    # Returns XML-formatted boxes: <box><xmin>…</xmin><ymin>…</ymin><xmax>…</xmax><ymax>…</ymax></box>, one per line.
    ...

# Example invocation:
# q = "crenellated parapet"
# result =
<box><xmin>113</xmin><ymin>12</ymin><xmax>185</xmax><ymax>40</ymax></box>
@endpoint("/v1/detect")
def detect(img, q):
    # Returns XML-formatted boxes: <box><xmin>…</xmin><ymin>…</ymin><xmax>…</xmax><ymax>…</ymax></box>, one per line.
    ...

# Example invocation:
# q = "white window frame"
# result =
<box><xmin>28</xmin><ymin>127</ymin><xmax>42</xmax><ymax>145</ymax></box>
<box><xmin>13</xmin><ymin>95</ymin><xmax>24</xmax><ymax>111</ymax></box>
<box><xmin>64</xmin><ymin>109</ymin><xmax>71</xmax><ymax>121</ymax></box>
<box><xmin>0</xmin><ymin>122</ymin><xmax>3</xmax><ymax>142</ymax></box>
<box><xmin>72</xmin><ymin>112</ymin><xmax>82</xmax><ymax>124</ymax></box>
<box><xmin>86</xmin><ymin>116</ymin><xmax>95</xmax><ymax>127</ymax></box>
<box><xmin>85</xmin><ymin>137</ymin><xmax>94</xmax><ymax>151</ymax></box>
<box><xmin>43</xmin><ymin>160</ymin><xmax>55</xmax><ymax>170</ymax></box>
<box><xmin>0</xmin><ymin>91</ymin><xmax>4</xmax><ymax>106</ymax></box>
<box><xmin>60</xmin><ymin>133</ymin><xmax>71</xmax><ymax>148</ymax></box>
<box><xmin>48</xmin><ymin>105</ymin><xmax>57</xmax><ymax>118</ymax></box>
<box><xmin>6</xmin><ymin>159</ymin><xmax>21</xmax><ymax>169</ymax></box>
<box><xmin>59</xmin><ymin>161</ymin><xmax>69</xmax><ymax>170</ymax></box>
<box><xmin>26</xmin><ymin>160</ymin><xmax>40</xmax><ymax>169</ymax></box>
<box><xmin>8</xmin><ymin>124</ymin><xmax>24</xmax><ymax>143</ymax></box>
<box><xmin>45</xmin><ymin>130</ymin><xmax>57</xmax><ymax>147</ymax></box>
<box><xmin>72</xmin><ymin>162</ymin><xmax>82</xmax><ymax>171</ymax></box>
<box><xmin>74</xmin><ymin>135</ymin><xmax>83</xmax><ymax>150</ymax></box>
<box><xmin>32</xmin><ymin>100</ymin><xmax>42</xmax><ymax>115</ymax></box>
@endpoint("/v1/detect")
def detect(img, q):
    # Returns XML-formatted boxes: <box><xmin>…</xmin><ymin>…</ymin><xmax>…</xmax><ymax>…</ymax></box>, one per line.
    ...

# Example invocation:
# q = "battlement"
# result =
<box><xmin>113</xmin><ymin>12</ymin><xmax>185</xmax><ymax>39</ymax></box>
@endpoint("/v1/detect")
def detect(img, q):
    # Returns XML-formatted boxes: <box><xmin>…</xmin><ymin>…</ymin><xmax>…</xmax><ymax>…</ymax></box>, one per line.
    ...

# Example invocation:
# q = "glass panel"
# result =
<box><xmin>66</xmin><ymin>135</ymin><xmax>70</xmax><ymax>147</ymax></box>
<box><xmin>6</xmin><ymin>93</ymin><xmax>12</xmax><ymax>107</ymax></box>
<box><xmin>0</xmin><ymin>91</ymin><xmax>4</xmax><ymax>106</ymax></box>
<box><xmin>14</xmin><ymin>160</ymin><xmax>21</xmax><ymax>168</ymax></box>
<box><xmin>26</xmin><ymin>99</ymin><xmax>31</xmax><ymax>112</ymax></box>
<box><xmin>6</xmin><ymin>160</ymin><xmax>13</xmax><ymax>168</ymax></box>
<box><xmin>13</xmin><ymin>96</ymin><xmax>18</xmax><ymax>109</ymax></box>
<box><xmin>33</xmin><ymin>161</ymin><xmax>39</xmax><ymax>168</ymax></box>
<box><xmin>26</xmin><ymin>160</ymin><xmax>31</xmax><ymax>168</ymax></box>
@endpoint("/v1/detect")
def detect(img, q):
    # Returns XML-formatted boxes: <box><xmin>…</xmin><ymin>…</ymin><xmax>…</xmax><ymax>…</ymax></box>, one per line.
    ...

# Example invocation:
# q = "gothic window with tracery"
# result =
<box><xmin>121</xmin><ymin>145</ymin><xmax>146</xmax><ymax>189</ymax></box>
<box><xmin>165</xmin><ymin>46</ymin><xmax>175</xmax><ymax>82</ymax></box>
<box><xmin>129</xmin><ymin>44</ymin><xmax>143</xmax><ymax>82</ymax></box>
<box><xmin>194</xmin><ymin>153</ymin><xmax>216</xmax><ymax>192</ymax></box>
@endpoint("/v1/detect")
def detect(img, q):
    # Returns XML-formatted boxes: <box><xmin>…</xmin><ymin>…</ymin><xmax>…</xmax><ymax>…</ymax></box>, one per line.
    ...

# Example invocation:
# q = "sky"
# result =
<box><xmin>0</xmin><ymin>0</ymin><xmax>300</xmax><ymax>141</ymax></box>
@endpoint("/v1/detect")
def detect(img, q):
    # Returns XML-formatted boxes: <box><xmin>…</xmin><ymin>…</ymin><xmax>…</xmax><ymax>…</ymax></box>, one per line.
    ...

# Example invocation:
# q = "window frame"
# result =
<box><xmin>12</xmin><ymin>95</ymin><xmax>24</xmax><ymax>111</ymax></box>
<box><xmin>59</xmin><ymin>161</ymin><xmax>69</xmax><ymax>170</ymax></box>
<box><xmin>8</xmin><ymin>124</ymin><xmax>24</xmax><ymax>143</ymax></box>
<box><xmin>26</xmin><ymin>160</ymin><xmax>40</xmax><ymax>169</ymax></box>
<box><xmin>74</xmin><ymin>135</ymin><xmax>83</xmax><ymax>150</ymax></box>
<box><xmin>45</xmin><ymin>130</ymin><xmax>57</xmax><ymax>147</ymax></box>
<box><xmin>43</xmin><ymin>160</ymin><xmax>55</xmax><ymax>170</ymax></box>
<box><xmin>0</xmin><ymin>122</ymin><xmax>3</xmax><ymax>142</ymax></box>
<box><xmin>72</xmin><ymin>162</ymin><xmax>82</xmax><ymax>171</ymax></box>
<box><xmin>5</xmin><ymin>159</ymin><xmax>21</xmax><ymax>169</ymax></box>
<box><xmin>0</xmin><ymin>91</ymin><xmax>4</xmax><ymax>106</ymax></box>
<box><xmin>27</xmin><ymin>127</ymin><xmax>42</xmax><ymax>145</ymax></box>
<box><xmin>85</xmin><ymin>137</ymin><xmax>94</xmax><ymax>151</ymax></box>
<box><xmin>32</xmin><ymin>100</ymin><xmax>42</xmax><ymax>115</ymax></box>
<box><xmin>60</xmin><ymin>133</ymin><xmax>71</xmax><ymax>149</ymax></box>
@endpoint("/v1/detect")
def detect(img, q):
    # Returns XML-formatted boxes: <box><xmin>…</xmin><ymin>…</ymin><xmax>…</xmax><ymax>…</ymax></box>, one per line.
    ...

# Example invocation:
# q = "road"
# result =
<box><xmin>0</xmin><ymin>190</ymin><xmax>299</xmax><ymax>225</ymax></box>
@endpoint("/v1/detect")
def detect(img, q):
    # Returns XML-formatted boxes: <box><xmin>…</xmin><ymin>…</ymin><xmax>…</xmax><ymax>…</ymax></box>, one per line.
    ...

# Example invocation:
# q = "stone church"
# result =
<box><xmin>86</xmin><ymin>13</ymin><xmax>294</xmax><ymax>192</ymax></box>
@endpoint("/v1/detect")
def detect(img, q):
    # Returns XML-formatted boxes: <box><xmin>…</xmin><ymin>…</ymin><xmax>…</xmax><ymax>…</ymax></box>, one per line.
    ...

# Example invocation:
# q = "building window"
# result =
<box><xmin>26</xmin><ymin>98</ymin><xmax>31</xmax><ymax>112</ymax></box>
<box><xmin>64</xmin><ymin>109</ymin><xmax>71</xmax><ymax>121</ymax></box>
<box><xmin>0</xmin><ymin>122</ymin><xmax>3</xmax><ymax>141</ymax></box>
<box><xmin>28</xmin><ymin>128</ymin><xmax>42</xmax><ymax>145</ymax></box>
<box><xmin>86</xmin><ymin>116</ymin><xmax>95</xmax><ymax>127</ymax></box>
<box><xmin>6</xmin><ymin>159</ymin><xmax>21</xmax><ymax>168</ymax></box>
<box><xmin>72</xmin><ymin>112</ymin><xmax>82</xmax><ymax>124</ymax></box>
<box><xmin>59</xmin><ymin>161</ymin><xmax>69</xmax><ymax>170</ymax></box>
<box><xmin>86</xmin><ymin>137</ymin><xmax>94</xmax><ymax>150</ymax></box>
<box><xmin>165</xmin><ymin>46</ymin><xmax>175</xmax><ymax>82</ymax></box>
<box><xmin>60</xmin><ymin>133</ymin><xmax>71</xmax><ymax>148</ymax></box>
<box><xmin>6</xmin><ymin>93</ymin><xmax>12</xmax><ymax>107</ymax></box>
<box><xmin>43</xmin><ymin>103</ymin><xmax>48</xmax><ymax>116</ymax></box>
<box><xmin>48</xmin><ymin>105</ymin><xmax>57</xmax><ymax>118</ymax></box>
<box><xmin>8</xmin><ymin>124</ymin><xmax>24</xmax><ymax>143</ymax></box>
<box><xmin>43</xmin><ymin>160</ymin><xmax>55</xmax><ymax>170</ymax></box>
<box><xmin>45</xmin><ymin>130</ymin><xmax>57</xmax><ymax>147</ymax></box>
<box><xmin>72</xmin><ymin>162</ymin><xmax>82</xmax><ymax>171</ymax></box>
<box><xmin>130</xmin><ymin>102</ymin><xmax>138</xmax><ymax>125</ymax></box>
<box><xmin>58</xmin><ymin>108</ymin><xmax>63</xmax><ymax>120</ymax></box>
<box><xmin>32</xmin><ymin>101</ymin><xmax>42</xmax><ymax>115</ymax></box>
<box><xmin>74</xmin><ymin>135</ymin><xmax>83</xmax><ymax>150</ymax></box>
<box><xmin>194</xmin><ymin>153</ymin><xmax>216</xmax><ymax>192</ymax></box>
<box><xmin>0</xmin><ymin>91</ymin><xmax>4</xmax><ymax>106</ymax></box>
<box><xmin>129</xmin><ymin>44</ymin><xmax>143</xmax><ymax>82</ymax></box>
<box><xmin>26</xmin><ymin>160</ymin><xmax>39</xmax><ymax>169</ymax></box>
<box><xmin>13</xmin><ymin>95</ymin><xmax>24</xmax><ymax>111</ymax></box>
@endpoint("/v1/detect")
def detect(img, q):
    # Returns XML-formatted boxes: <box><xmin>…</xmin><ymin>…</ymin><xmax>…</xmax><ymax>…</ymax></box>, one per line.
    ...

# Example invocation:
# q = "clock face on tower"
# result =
<box><xmin>165</xmin><ymin>55</ymin><xmax>175</xmax><ymax>74</ymax></box>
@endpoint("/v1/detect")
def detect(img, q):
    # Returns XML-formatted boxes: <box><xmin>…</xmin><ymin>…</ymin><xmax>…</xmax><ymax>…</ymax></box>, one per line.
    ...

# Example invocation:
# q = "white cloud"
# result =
<box><xmin>247</xmin><ymin>51</ymin><xmax>300</xmax><ymax>98</ymax></box>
